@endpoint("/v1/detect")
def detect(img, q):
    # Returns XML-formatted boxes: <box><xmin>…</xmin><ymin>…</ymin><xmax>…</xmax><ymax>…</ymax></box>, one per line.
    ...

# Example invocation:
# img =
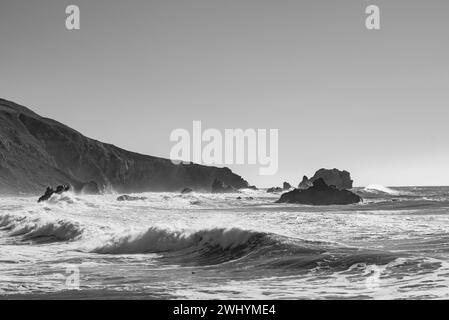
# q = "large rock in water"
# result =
<box><xmin>38</xmin><ymin>184</ymin><xmax>70</xmax><ymax>202</ymax></box>
<box><xmin>298</xmin><ymin>169</ymin><xmax>353</xmax><ymax>190</ymax></box>
<box><xmin>0</xmin><ymin>98</ymin><xmax>249</xmax><ymax>195</ymax></box>
<box><xmin>277</xmin><ymin>178</ymin><xmax>361</xmax><ymax>205</ymax></box>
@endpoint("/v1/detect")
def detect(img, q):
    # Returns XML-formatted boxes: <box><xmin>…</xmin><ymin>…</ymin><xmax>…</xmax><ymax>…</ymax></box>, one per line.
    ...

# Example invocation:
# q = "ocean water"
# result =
<box><xmin>1</xmin><ymin>186</ymin><xmax>449</xmax><ymax>299</ymax></box>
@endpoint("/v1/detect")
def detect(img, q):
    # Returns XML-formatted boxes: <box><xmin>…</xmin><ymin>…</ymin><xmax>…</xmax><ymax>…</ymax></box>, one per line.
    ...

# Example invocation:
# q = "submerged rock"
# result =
<box><xmin>181</xmin><ymin>188</ymin><xmax>193</xmax><ymax>194</ymax></box>
<box><xmin>37</xmin><ymin>184</ymin><xmax>70</xmax><ymax>203</ymax></box>
<box><xmin>237</xmin><ymin>196</ymin><xmax>254</xmax><ymax>200</ymax></box>
<box><xmin>277</xmin><ymin>178</ymin><xmax>362</xmax><ymax>205</ymax></box>
<box><xmin>117</xmin><ymin>195</ymin><xmax>147</xmax><ymax>201</ymax></box>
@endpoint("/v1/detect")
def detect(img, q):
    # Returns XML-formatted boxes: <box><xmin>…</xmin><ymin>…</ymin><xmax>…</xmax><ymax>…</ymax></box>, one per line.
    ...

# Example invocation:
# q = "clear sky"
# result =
<box><xmin>1</xmin><ymin>0</ymin><xmax>448</xmax><ymax>187</ymax></box>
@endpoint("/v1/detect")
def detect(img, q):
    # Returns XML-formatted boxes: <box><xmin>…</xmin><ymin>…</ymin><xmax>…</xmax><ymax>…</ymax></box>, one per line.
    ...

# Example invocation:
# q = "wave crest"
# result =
<box><xmin>363</xmin><ymin>184</ymin><xmax>400</xmax><ymax>195</ymax></box>
<box><xmin>89</xmin><ymin>226</ymin><xmax>399</xmax><ymax>270</ymax></box>
<box><xmin>91</xmin><ymin>227</ymin><xmax>268</xmax><ymax>255</ymax></box>
<box><xmin>0</xmin><ymin>214</ymin><xmax>83</xmax><ymax>243</ymax></box>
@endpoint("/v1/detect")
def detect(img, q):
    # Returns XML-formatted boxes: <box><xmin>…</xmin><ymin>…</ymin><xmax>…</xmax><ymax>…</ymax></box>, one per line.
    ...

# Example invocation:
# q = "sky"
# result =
<box><xmin>0</xmin><ymin>0</ymin><xmax>448</xmax><ymax>187</ymax></box>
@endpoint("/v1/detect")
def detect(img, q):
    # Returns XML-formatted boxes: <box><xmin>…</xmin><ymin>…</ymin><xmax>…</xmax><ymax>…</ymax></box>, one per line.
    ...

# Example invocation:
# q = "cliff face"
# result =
<box><xmin>0</xmin><ymin>99</ymin><xmax>249</xmax><ymax>195</ymax></box>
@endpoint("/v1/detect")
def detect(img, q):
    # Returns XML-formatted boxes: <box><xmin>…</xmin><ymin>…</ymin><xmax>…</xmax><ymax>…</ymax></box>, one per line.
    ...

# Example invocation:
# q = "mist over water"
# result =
<box><xmin>1</xmin><ymin>186</ymin><xmax>449</xmax><ymax>299</ymax></box>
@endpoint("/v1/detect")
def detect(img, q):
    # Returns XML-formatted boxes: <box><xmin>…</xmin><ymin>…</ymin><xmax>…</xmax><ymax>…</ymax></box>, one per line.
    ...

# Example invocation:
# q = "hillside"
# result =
<box><xmin>0</xmin><ymin>98</ymin><xmax>249</xmax><ymax>195</ymax></box>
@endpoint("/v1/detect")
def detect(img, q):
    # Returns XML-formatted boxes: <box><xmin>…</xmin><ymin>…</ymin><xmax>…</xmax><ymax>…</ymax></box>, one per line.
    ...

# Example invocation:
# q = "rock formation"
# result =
<box><xmin>298</xmin><ymin>169</ymin><xmax>353</xmax><ymax>190</ymax></box>
<box><xmin>311</xmin><ymin>168</ymin><xmax>353</xmax><ymax>190</ymax></box>
<box><xmin>0</xmin><ymin>98</ymin><xmax>249</xmax><ymax>195</ymax></box>
<box><xmin>283</xmin><ymin>182</ymin><xmax>292</xmax><ymax>190</ymax></box>
<box><xmin>277</xmin><ymin>178</ymin><xmax>361</xmax><ymax>205</ymax></box>
<box><xmin>267</xmin><ymin>187</ymin><xmax>283</xmax><ymax>193</ymax></box>
<box><xmin>116</xmin><ymin>195</ymin><xmax>147</xmax><ymax>201</ymax></box>
<box><xmin>267</xmin><ymin>182</ymin><xmax>291</xmax><ymax>193</ymax></box>
<box><xmin>298</xmin><ymin>176</ymin><xmax>313</xmax><ymax>189</ymax></box>
<box><xmin>37</xmin><ymin>184</ymin><xmax>70</xmax><ymax>203</ymax></box>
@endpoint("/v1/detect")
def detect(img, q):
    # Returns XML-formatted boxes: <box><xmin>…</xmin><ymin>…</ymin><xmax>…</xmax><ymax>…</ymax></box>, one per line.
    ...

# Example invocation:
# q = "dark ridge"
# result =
<box><xmin>0</xmin><ymin>98</ymin><xmax>249</xmax><ymax>195</ymax></box>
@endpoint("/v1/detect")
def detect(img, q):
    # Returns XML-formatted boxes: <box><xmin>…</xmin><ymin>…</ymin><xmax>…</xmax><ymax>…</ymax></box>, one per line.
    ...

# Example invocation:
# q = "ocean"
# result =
<box><xmin>1</xmin><ymin>186</ymin><xmax>449</xmax><ymax>299</ymax></box>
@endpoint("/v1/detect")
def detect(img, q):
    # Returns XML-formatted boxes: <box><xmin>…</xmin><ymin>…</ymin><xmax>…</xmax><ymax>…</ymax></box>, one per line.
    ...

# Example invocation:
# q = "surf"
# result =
<box><xmin>363</xmin><ymin>184</ymin><xmax>401</xmax><ymax>195</ymax></box>
<box><xmin>0</xmin><ymin>213</ymin><xmax>84</xmax><ymax>243</ymax></box>
<box><xmin>88</xmin><ymin>226</ymin><xmax>400</xmax><ymax>270</ymax></box>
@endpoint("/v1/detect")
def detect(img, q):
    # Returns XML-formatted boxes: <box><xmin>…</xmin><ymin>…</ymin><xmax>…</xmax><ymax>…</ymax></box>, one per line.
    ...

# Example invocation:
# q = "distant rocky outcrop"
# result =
<box><xmin>37</xmin><ymin>184</ymin><xmax>70</xmax><ymax>203</ymax></box>
<box><xmin>211</xmin><ymin>178</ymin><xmax>236</xmax><ymax>193</ymax></box>
<box><xmin>277</xmin><ymin>178</ymin><xmax>361</xmax><ymax>205</ymax></box>
<box><xmin>298</xmin><ymin>169</ymin><xmax>353</xmax><ymax>190</ymax></box>
<box><xmin>283</xmin><ymin>182</ymin><xmax>292</xmax><ymax>190</ymax></box>
<box><xmin>0</xmin><ymin>98</ymin><xmax>249</xmax><ymax>195</ymax></box>
<box><xmin>116</xmin><ymin>195</ymin><xmax>147</xmax><ymax>201</ymax></box>
<box><xmin>267</xmin><ymin>187</ymin><xmax>283</xmax><ymax>193</ymax></box>
<box><xmin>267</xmin><ymin>182</ymin><xmax>291</xmax><ymax>193</ymax></box>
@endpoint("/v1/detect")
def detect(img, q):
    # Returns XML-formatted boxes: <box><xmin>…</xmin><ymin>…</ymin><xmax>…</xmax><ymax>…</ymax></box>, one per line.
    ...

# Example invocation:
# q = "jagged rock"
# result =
<box><xmin>117</xmin><ymin>195</ymin><xmax>147</xmax><ymax>201</ymax></box>
<box><xmin>37</xmin><ymin>184</ymin><xmax>70</xmax><ymax>203</ymax></box>
<box><xmin>298</xmin><ymin>176</ymin><xmax>313</xmax><ymax>189</ymax></box>
<box><xmin>310</xmin><ymin>168</ymin><xmax>353</xmax><ymax>190</ymax></box>
<box><xmin>268</xmin><ymin>182</ymin><xmax>292</xmax><ymax>193</ymax></box>
<box><xmin>211</xmin><ymin>178</ymin><xmax>236</xmax><ymax>193</ymax></box>
<box><xmin>276</xmin><ymin>178</ymin><xmax>362</xmax><ymax>205</ymax></box>
<box><xmin>247</xmin><ymin>185</ymin><xmax>258</xmax><ymax>190</ymax></box>
<box><xmin>283</xmin><ymin>182</ymin><xmax>292</xmax><ymax>190</ymax></box>
<box><xmin>267</xmin><ymin>187</ymin><xmax>283</xmax><ymax>193</ymax></box>
<box><xmin>181</xmin><ymin>188</ymin><xmax>193</xmax><ymax>194</ymax></box>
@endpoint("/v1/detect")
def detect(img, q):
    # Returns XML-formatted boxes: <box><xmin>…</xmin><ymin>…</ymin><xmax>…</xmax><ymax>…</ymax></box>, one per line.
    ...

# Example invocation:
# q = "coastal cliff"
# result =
<box><xmin>0</xmin><ymin>98</ymin><xmax>249</xmax><ymax>195</ymax></box>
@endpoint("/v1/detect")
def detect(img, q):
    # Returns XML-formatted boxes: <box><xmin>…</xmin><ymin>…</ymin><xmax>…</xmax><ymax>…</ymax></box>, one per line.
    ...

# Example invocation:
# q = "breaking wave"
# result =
<box><xmin>91</xmin><ymin>227</ymin><xmax>269</xmax><ymax>254</ymax></box>
<box><xmin>0</xmin><ymin>214</ymin><xmax>84</xmax><ymax>243</ymax></box>
<box><xmin>363</xmin><ymin>184</ymin><xmax>400</xmax><ymax>195</ymax></box>
<box><xmin>89</xmin><ymin>226</ymin><xmax>400</xmax><ymax>269</ymax></box>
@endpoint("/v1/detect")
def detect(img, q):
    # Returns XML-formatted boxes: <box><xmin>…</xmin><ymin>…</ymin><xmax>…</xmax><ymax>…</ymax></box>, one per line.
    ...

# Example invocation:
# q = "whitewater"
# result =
<box><xmin>1</xmin><ymin>186</ymin><xmax>449</xmax><ymax>299</ymax></box>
